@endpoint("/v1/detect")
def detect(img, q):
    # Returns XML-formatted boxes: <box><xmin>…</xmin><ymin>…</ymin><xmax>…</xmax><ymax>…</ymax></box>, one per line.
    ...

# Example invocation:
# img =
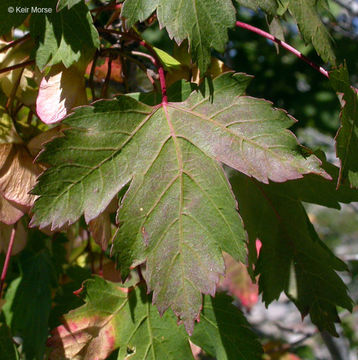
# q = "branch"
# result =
<box><xmin>89</xmin><ymin>50</ymin><xmax>99</xmax><ymax>102</ymax></box>
<box><xmin>97</xmin><ymin>28</ymin><xmax>168</xmax><ymax>104</ymax></box>
<box><xmin>130</xmin><ymin>50</ymin><xmax>157</xmax><ymax>65</ymax></box>
<box><xmin>0</xmin><ymin>223</ymin><xmax>17</xmax><ymax>298</ymax></box>
<box><xmin>333</xmin><ymin>0</ymin><xmax>358</xmax><ymax>15</ymax></box>
<box><xmin>0</xmin><ymin>59</ymin><xmax>35</xmax><ymax>75</ymax></box>
<box><xmin>235</xmin><ymin>21</ymin><xmax>329</xmax><ymax>79</ymax></box>
<box><xmin>0</xmin><ymin>33</ymin><xmax>31</xmax><ymax>54</ymax></box>
<box><xmin>124</xmin><ymin>52</ymin><xmax>158</xmax><ymax>90</ymax></box>
<box><xmin>321</xmin><ymin>331</ymin><xmax>347</xmax><ymax>360</ymax></box>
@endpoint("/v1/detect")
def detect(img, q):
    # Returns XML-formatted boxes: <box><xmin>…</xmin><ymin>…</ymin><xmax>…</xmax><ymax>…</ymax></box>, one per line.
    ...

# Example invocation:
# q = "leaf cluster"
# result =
<box><xmin>0</xmin><ymin>0</ymin><xmax>357</xmax><ymax>359</ymax></box>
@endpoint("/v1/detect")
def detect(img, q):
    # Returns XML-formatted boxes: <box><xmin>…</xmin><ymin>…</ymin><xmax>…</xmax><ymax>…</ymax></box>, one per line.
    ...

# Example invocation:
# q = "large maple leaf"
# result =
<box><xmin>31</xmin><ymin>72</ymin><xmax>328</xmax><ymax>332</ymax></box>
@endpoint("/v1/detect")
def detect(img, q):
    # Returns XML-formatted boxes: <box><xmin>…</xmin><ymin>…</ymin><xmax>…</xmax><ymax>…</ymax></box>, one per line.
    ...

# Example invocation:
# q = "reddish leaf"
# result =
<box><xmin>0</xmin><ymin>143</ymin><xmax>42</xmax><ymax>208</ymax></box>
<box><xmin>219</xmin><ymin>254</ymin><xmax>259</xmax><ymax>309</ymax></box>
<box><xmin>36</xmin><ymin>64</ymin><xmax>87</xmax><ymax>124</ymax></box>
<box><xmin>86</xmin><ymin>58</ymin><xmax>124</xmax><ymax>83</ymax></box>
<box><xmin>0</xmin><ymin>195</ymin><xmax>25</xmax><ymax>225</ymax></box>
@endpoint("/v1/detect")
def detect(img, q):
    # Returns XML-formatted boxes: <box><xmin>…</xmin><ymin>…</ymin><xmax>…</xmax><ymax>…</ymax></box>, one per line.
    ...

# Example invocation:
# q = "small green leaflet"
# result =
<box><xmin>153</xmin><ymin>47</ymin><xmax>182</xmax><ymax>71</ymax></box>
<box><xmin>330</xmin><ymin>65</ymin><xmax>358</xmax><ymax>188</ymax></box>
<box><xmin>30</xmin><ymin>0</ymin><xmax>99</xmax><ymax>69</ymax></box>
<box><xmin>56</xmin><ymin>0</ymin><xmax>83</xmax><ymax>11</ymax></box>
<box><xmin>31</xmin><ymin>72</ymin><xmax>328</xmax><ymax>332</ymax></box>
<box><xmin>287</xmin><ymin>0</ymin><xmax>335</xmax><ymax>64</ymax></box>
<box><xmin>121</xmin><ymin>0</ymin><xmax>236</xmax><ymax>71</ymax></box>
<box><xmin>47</xmin><ymin>276</ymin><xmax>262</xmax><ymax>360</ymax></box>
<box><xmin>235</xmin><ymin>0</ymin><xmax>278</xmax><ymax>15</ymax></box>
<box><xmin>230</xmin><ymin>171</ymin><xmax>353</xmax><ymax>336</ymax></box>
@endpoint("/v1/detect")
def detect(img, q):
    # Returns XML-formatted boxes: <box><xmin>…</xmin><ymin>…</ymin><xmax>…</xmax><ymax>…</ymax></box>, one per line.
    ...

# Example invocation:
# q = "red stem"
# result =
<box><xmin>138</xmin><ymin>40</ymin><xmax>168</xmax><ymax>104</ymax></box>
<box><xmin>235</xmin><ymin>21</ymin><xmax>329</xmax><ymax>79</ymax></box>
<box><xmin>0</xmin><ymin>224</ymin><xmax>17</xmax><ymax>298</ymax></box>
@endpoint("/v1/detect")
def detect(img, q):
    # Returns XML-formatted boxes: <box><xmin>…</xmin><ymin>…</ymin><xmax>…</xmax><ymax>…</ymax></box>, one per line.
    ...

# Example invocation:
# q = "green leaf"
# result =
<box><xmin>157</xmin><ymin>0</ymin><xmax>236</xmax><ymax>71</ymax></box>
<box><xmin>49</xmin><ymin>265</ymin><xmax>91</xmax><ymax>329</ymax></box>
<box><xmin>268</xmin><ymin>16</ymin><xmax>285</xmax><ymax>53</ymax></box>
<box><xmin>48</xmin><ymin>276</ymin><xmax>194</xmax><ymax>360</ymax></box>
<box><xmin>235</xmin><ymin>0</ymin><xmax>278</xmax><ymax>15</ymax></box>
<box><xmin>191</xmin><ymin>294</ymin><xmax>263</xmax><ymax>359</ymax></box>
<box><xmin>30</xmin><ymin>0</ymin><xmax>99</xmax><ymax>69</ymax></box>
<box><xmin>56</xmin><ymin>0</ymin><xmax>83</xmax><ymax>11</ymax></box>
<box><xmin>0</xmin><ymin>0</ymin><xmax>33</xmax><ymax>36</ymax></box>
<box><xmin>122</xmin><ymin>0</ymin><xmax>236</xmax><ymax>71</ymax></box>
<box><xmin>31</xmin><ymin>72</ymin><xmax>328</xmax><ymax>331</ymax></box>
<box><xmin>48</xmin><ymin>276</ymin><xmax>261</xmax><ymax>360</ymax></box>
<box><xmin>121</xmin><ymin>0</ymin><xmax>159</xmax><ymax>28</ymax></box>
<box><xmin>330</xmin><ymin>65</ymin><xmax>358</xmax><ymax>188</ymax></box>
<box><xmin>0</xmin><ymin>323</ymin><xmax>19</xmax><ymax>360</ymax></box>
<box><xmin>230</xmin><ymin>171</ymin><xmax>353</xmax><ymax>336</ymax></box>
<box><xmin>2</xmin><ymin>249</ymin><xmax>55</xmax><ymax>359</ymax></box>
<box><xmin>288</xmin><ymin>0</ymin><xmax>335</xmax><ymax>64</ymax></box>
<box><xmin>153</xmin><ymin>47</ymin><xmax>182</xmax><ymax>72</ymax></box>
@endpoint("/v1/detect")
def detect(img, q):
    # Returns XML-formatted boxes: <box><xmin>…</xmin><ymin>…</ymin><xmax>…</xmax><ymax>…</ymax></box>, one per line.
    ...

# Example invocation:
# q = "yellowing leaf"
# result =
<box><xmin>0</xmin><ymin>39</ymin><xmax>34</xmax><ymax>98</ymax></box>
<box><xmin>0</xmin><ymin>110</ymin><xmax>22</xmax><ymax>145</ymax></box>
<box><xmin>153</xmin><ymin>47</ymin><xmax>182</xmax><ymax>71</ymax></box>
<box><xmin>0</xmin><ymin>143</ymin><xmax>42</xmax><ymax>208</ymax></box>
<box><xmin>0</xmin><ymin>195</ymin><xmax>25</xmax><ymax>225</ymax></box>
<box><xmin>27</xmin><ymin>126</ymin><xmax>63</xmax><ymax>157</ymax></box>
<box><xmin>0</xmin><ymin>221</ymin><xmax>27</xmax><ymax>255</ymax></box>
